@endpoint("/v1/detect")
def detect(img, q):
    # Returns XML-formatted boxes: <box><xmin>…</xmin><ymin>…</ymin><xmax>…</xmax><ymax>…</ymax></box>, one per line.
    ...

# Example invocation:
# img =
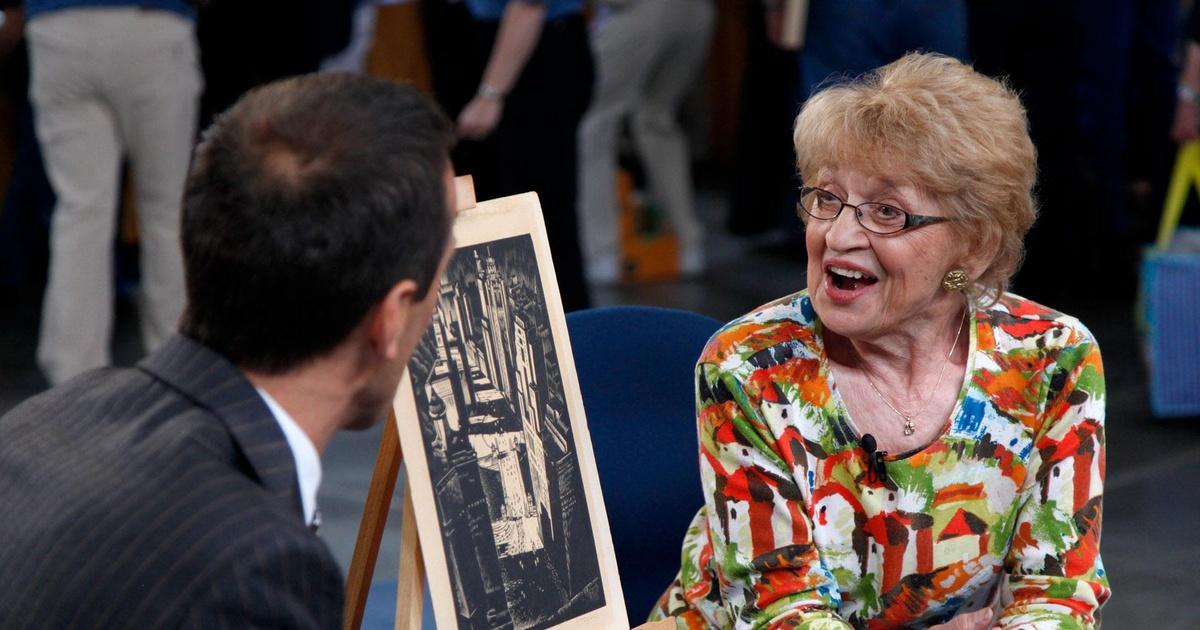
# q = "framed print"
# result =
<box><xmin>394</xmin><ymin>191</ymin><xmax>628</xmax><ymax>630</ymax></box>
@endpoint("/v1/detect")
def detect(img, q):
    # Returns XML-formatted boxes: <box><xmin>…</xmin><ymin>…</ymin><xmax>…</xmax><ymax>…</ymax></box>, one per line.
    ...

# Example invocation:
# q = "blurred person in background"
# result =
<box><xmin>423</xmin><ymin>0</ymin><xmax>496</xmax><ymax>194</ymax></box>
<box><xmin>320</xmin><ymin>0</ymin><xmax>383</xmax><ymax>73</ymax></box>
<box><xmin>971</xmin><ymin>1</ymin><xmax>1178</xmax><ymax>301</ymax></box>
<box><xmin>196</xmin><ymin>0</ymin><xmax>355</xmax><ymax>128</ymax></box>
<box><xmin>729</xmin><ymin>0</ymin><xmax>968</xmax><ymax>247</ymax></box>
<box><xmin>1172</xmin><ymin>3</ymin><xmax>1200</xmax><ymax>145</ymax></box>
<box><xmin>792</xmin><ymin>0</ymin><xmax>967</xmax><ymax>101</ymax></box>
<box><xmin>452</xmin><ymin>0</ymin><xmax>593</xmax><ymax>312</ymax></box>
<box><xmin>576</xmin><ymin>0</ymin><xmax>714</xmax><ymax>285</ymax></box>
<box><xmin>0</xmin><ymin>0</ymin><xmax>54</xmax><ymax>294</ymax></box>
<box><xmin>726</xmin><ymin>0</ymin><xmax>800</xmax><ymax>240</ymax></box>
<box><xmin>23</xmin><ymin>0</ymin><xmax>201</xmax><ymax>385</ymax></box>
<box><xmin>651</xmin><ymin>54</ymin><xmax>1108</xmax><ymax>629</ymax></box>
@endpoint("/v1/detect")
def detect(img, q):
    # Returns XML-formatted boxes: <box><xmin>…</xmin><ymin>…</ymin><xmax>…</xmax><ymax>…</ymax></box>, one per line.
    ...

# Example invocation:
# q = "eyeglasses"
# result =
<box><xmin>797</xmin><ymin>186</ymin><xmax>951</xmax><ymax>235</ymax></box>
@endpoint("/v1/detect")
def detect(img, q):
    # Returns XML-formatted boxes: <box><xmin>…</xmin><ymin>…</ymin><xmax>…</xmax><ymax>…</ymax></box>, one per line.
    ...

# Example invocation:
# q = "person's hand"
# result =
<box><xmin>1172</xmin><ymin>98</ymin><xmax>1200</xmax><ymax>144</ymax></box>
<box><xmin>457</xmin><ymin>95</ymin><xmax>504</xmax><ymax>141</ymax></box>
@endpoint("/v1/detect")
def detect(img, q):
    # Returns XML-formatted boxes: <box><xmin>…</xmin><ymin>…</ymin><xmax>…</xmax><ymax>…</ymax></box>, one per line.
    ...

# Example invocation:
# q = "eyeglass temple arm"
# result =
<box><xmin>904</xmin><ymin>214</ymin><xmax>951</xmax><ymax>229</ymax></box>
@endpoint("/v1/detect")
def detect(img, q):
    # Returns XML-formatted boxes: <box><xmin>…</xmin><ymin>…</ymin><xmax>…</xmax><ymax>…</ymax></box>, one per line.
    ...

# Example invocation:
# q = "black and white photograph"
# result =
<box><xmin>395</xmin><ymin>193</ymin><xmax>627</xmax><ymax>630</ymax></box>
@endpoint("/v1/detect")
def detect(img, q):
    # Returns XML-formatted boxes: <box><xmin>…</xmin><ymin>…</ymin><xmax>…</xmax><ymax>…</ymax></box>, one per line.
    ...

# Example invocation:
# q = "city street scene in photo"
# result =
<box><xmin>407</xmin><ymin>234</ymin><xmax>605</xmax><ymax>630</ymax></box>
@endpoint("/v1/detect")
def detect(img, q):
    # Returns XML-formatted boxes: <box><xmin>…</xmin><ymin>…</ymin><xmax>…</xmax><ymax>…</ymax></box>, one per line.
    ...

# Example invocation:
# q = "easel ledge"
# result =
<box><xmin>343</xmin><ymin>175</ymin><xmax>478</xmax><ymax>630</ymax></box>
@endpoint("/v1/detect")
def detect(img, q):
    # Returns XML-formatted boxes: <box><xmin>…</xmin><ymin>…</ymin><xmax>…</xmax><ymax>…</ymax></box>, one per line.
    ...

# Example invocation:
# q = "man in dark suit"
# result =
<box><xmin>0</xmin><ymin>72</ymin><xmax>457</xmax><ymax>628</ymax></box>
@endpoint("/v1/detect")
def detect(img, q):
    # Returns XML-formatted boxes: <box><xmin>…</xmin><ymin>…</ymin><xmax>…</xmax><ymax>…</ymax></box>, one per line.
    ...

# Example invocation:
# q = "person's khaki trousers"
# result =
<box><xmin>577</xmin><ymin>0</ymin><xmax>715</xmax><ymax>275</ymax></box>
<box><xmin>28</xmin><ymin>7</ymin><xmax>201</xmax><ymax>384</ymax></box>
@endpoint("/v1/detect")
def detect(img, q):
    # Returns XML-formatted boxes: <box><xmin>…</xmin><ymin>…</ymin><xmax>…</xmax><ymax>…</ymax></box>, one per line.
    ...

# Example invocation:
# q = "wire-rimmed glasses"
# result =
<box><xmin>797</xmin><ymin>186</ymin><xmax>951</xmax><ymax>235</ymax></box>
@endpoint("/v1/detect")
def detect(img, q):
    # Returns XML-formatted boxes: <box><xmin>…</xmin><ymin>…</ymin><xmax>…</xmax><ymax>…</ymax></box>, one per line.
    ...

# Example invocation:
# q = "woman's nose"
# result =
<box><xmin>825</xmin><ymin>205</ymin><xmax>870</xmax><ymax>251</ymax></box>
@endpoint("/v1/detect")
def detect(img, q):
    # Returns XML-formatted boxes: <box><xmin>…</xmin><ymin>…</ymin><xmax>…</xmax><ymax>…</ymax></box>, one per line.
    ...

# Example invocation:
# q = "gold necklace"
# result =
<box><xmin>860</xmin><ymin>305</ymin><xmax>968</xmax><ymax>436</ymax></box>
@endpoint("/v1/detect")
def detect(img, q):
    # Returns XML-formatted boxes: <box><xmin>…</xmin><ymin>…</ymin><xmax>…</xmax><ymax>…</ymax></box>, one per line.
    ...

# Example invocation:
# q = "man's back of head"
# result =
<box><xmin>182</xmin><ymin>71</ymin><xmax>460</xmax><ymax>443</ymax></box>
<box><xmin>181</xmin><ymin>71</ymin><xmax>455</xmax><ymax>374</ymax></box>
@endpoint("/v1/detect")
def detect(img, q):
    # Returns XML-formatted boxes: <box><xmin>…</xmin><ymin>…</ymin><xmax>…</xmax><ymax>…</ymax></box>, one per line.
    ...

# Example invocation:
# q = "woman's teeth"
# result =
<box><xmin>829</xmin><ymin>266</ymin><xmax>868</xmax><ymax>279</ymax></box>
<box><xmin>827</xmin><ymin>265</ymin><xmax>877</xmax><ymax>291</ymax></box>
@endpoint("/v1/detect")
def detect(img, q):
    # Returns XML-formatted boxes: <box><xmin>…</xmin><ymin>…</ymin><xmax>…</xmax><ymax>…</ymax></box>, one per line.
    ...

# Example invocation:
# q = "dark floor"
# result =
<box><xmin>1</xmin><ymin>192</ymin><xmax>1197</xmax><ymax>628</ymax></box>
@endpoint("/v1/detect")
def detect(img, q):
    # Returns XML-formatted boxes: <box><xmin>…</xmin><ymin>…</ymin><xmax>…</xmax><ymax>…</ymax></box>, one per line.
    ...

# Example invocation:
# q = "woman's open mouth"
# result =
<box><xmin>824</xmin><ymin>264</ymin><xmax>878</xmax><ymax>302</ymax></box>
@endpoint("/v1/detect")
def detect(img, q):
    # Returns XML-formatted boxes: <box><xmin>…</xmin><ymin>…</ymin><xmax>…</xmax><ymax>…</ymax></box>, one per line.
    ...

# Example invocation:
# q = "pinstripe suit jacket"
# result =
<box><xmin>0</xmin><ymin>335</ymin><xmax>344</xmax><ymax>629</ymax></box>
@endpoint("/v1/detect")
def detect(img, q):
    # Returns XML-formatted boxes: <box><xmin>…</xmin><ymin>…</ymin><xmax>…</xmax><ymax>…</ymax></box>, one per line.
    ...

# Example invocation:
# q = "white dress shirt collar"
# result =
<box><xmin>254</xmin><ymin>387</ymin><xmax>322</xmax><ymax>527</ymax></box>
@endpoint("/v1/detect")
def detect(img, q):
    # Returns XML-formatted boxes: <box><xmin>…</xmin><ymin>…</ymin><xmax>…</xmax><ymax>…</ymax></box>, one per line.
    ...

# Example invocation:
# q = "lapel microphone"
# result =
<box><xmin>860</xmin><ymin>433</ymin><xmax>895</xmax><ymax>490</ymax></box>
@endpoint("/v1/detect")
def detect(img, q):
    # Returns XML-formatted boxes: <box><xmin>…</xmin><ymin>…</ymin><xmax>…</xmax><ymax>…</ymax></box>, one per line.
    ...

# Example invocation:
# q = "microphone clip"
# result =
<box><xmin>860</xmin><ymin>433</ymin><xmax>896</xmax><ymax>490</ymax></box>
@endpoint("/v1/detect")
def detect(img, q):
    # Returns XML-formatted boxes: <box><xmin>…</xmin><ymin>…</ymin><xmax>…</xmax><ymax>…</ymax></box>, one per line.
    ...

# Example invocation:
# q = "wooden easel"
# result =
<box><xmin>343</xmin><ymin>412</ymin><xmax>425</xmax><ymax>630</ymax></box>
<box><xmin>342</xmin><ymin>176</ymin><xmax>479</xmax><ymax>630</ymax></box>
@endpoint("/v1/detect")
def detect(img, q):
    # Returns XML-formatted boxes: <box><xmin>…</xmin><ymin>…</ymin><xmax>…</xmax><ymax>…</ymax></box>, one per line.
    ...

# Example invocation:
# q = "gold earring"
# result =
<box><xmin>942</xmin><ymin>269</ymin><xmax>969</xmax><ymax>292</ymax></box>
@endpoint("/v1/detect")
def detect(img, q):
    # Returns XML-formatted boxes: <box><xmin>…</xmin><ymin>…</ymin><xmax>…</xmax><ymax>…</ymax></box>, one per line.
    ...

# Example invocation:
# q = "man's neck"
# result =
<box><xmin>243</xmin><ymin>359</ymin><xmax>358</xmax><ymax>454</ymax></box>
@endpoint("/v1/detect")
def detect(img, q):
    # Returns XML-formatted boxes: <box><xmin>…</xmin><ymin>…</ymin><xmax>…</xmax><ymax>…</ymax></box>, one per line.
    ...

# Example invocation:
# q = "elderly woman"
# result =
<box><xmin>650</xmin><ymin>53</ymin><xmax>1108</xmax><ymax>629</ymax></box>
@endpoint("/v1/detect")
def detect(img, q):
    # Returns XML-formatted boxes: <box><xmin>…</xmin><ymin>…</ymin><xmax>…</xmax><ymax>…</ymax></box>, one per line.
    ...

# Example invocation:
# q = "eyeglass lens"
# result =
<box><xmin>800</xmin><ymin>188</ymin><xmax>908</xmax><ymax>234</ymax></box>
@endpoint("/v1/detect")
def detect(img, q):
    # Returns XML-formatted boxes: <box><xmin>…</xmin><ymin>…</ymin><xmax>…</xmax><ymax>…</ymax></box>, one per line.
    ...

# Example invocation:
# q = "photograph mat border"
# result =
<box><xmin>393</xmin><ymin>192</ymin><xmax>629</xmax><ymax>630</ymax></box>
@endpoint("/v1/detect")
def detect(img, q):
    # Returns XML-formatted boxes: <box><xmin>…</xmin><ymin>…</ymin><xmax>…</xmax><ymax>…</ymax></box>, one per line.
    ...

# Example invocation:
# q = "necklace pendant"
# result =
<box><xmin>903</xmin><ymin>420</ymin><xmax>915</xmax><ymax>436</ymax></box>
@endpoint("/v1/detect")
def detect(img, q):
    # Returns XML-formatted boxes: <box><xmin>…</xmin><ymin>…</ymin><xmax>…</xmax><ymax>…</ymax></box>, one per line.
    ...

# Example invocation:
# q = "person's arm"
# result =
<box><xmin>457</xmin><ymin>0</ymin><xmax>547</xmax><ymax>140</ymax></box>
<box><xmin>1171</xmin><ymin>40</ymin><xmax>1200</xmax><ymax>143</ymax></box>
<box><xmin>0</xmin><ymin>4</ymin><xmax>24</xmax><ymax>60</ymax></box>
<box><xmin>995</xmin><ymin>329</ymin><xmax>1109</xmax><ymax>629</ymax></box>
<box><xmin>673</xmin><ymin>360</ymin><xmax>851</xmax><ymax>629</ymax></box>
<box><xmin>762</xmin><ymin>0</ymin><xmax>805</xmax><ymax>51</ymax></box>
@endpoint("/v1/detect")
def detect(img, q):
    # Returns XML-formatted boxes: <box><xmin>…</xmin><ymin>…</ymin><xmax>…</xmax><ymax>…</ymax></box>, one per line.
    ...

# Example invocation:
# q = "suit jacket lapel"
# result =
<box><xmin>138</xmin><ymin>335</ymin><xmax>305</xmax><ymax>521</ymax></box>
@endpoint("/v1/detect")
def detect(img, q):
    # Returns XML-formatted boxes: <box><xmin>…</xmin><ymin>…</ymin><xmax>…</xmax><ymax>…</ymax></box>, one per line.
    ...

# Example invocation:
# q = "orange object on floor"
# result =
<box><xmin>617</xmin><ymin>168</ymin><xmax>679</xmax><ymax>282</ymax></box>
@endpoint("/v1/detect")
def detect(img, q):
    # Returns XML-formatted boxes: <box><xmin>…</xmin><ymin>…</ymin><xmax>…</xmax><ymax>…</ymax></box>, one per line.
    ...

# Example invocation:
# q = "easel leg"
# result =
<box><xmin>344</xmin><ymin>410</ymin><xmax>404</xmax><ymax>630</ymax></box>
<box><xmin>395</xmin><ymin>483</ymin><xmax>426</xmax><ymax>630</ymax></box>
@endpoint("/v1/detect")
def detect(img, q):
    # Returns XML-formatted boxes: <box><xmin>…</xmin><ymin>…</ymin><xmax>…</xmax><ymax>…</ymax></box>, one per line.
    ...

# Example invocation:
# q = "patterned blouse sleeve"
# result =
<box><xmin>996</xmin><ymin>328</ymin><xmax>1111</xmax><ymax>628</ymax></box>
<box><xmin>688</xmin><ymin>360</ymin><xmax>852</xmax><ymax>629</ymax></box>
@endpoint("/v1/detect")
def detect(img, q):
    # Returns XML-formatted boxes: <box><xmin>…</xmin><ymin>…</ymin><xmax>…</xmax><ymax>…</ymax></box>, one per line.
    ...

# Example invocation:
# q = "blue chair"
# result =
<box><xmin>566</xmin><ymin>305</ymin><xmax>723</xmax><ymax>624</ymax></box>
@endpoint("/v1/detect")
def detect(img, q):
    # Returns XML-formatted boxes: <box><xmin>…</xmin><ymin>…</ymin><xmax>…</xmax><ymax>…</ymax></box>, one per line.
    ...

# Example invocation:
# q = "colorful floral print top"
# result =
<box><xmin>651</xmin><ymin>291</ymin><xmax>1109</xmax><ymax>629</ymax></box>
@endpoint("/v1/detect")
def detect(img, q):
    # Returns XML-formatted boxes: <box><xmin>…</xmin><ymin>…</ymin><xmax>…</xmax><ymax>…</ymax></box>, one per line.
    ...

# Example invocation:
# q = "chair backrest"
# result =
<box><xmin>566</xmin><ymin>305</ymin><xmax>723</xmax><ymax>624</ymax></box>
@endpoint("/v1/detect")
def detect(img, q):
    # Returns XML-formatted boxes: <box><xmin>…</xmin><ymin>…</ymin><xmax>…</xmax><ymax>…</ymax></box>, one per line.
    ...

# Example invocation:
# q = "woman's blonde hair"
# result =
<box><xmin>793</xmin><ymin>52</ymin><xmax>1037</xmax><ymax>303</ymax></box>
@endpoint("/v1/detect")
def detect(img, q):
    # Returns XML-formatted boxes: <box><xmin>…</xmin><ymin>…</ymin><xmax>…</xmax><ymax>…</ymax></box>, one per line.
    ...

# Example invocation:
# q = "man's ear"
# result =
<box><xmin>368</xmin><ymin>279</ymin><xmax>421</xmax><ymax>361</ymax></box>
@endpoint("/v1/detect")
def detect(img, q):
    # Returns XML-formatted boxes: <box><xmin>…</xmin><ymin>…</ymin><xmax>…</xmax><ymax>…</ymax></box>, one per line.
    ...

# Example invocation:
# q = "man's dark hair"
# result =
<box><xmin>180</xmin><ymin>72</ymin><xmax>454</xmax><ymax>373</ymax></box>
